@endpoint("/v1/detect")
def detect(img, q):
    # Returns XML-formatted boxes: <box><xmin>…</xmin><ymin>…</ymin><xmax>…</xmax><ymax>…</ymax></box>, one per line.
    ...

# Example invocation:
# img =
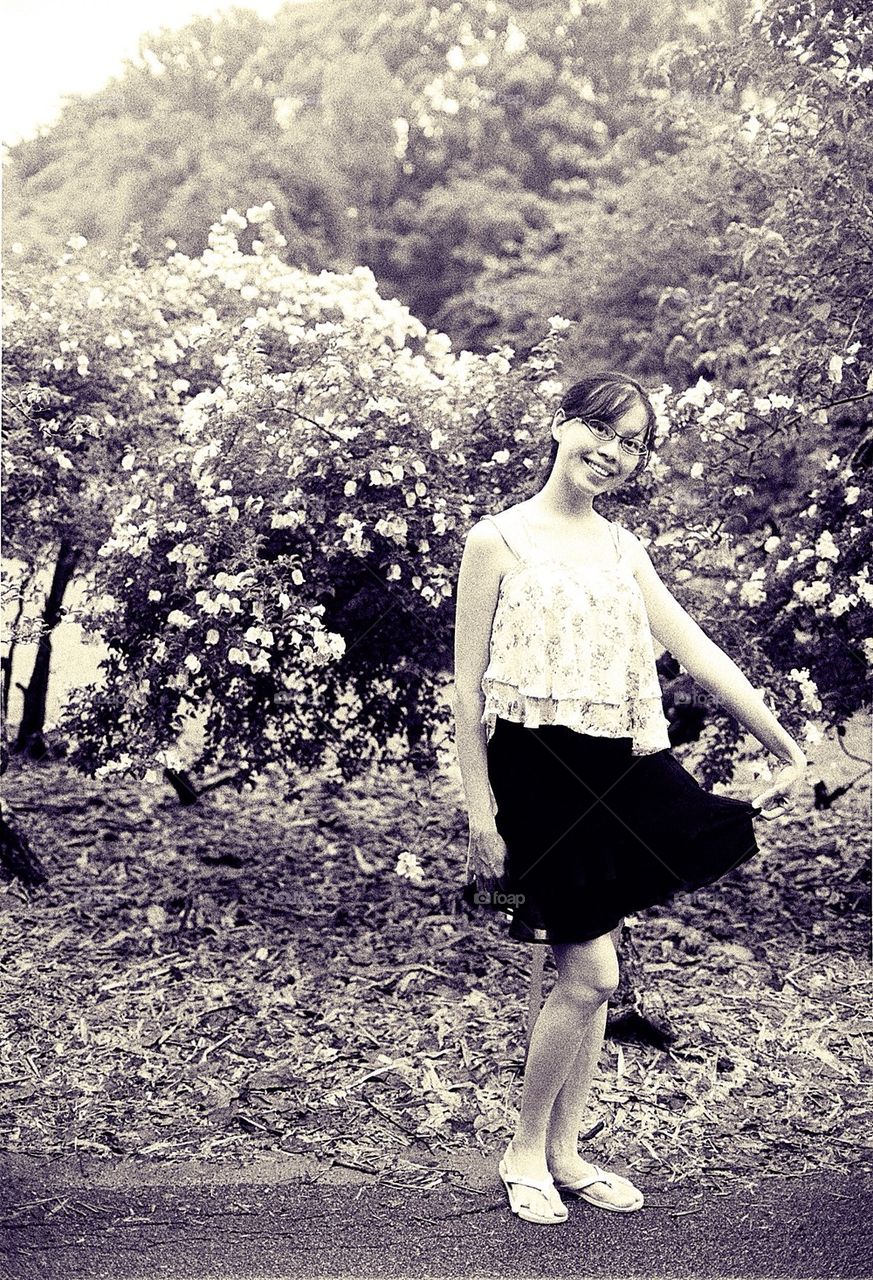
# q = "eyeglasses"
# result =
<box><xmin>561</xmin><ymin>414</ymin><xmax>649</xmax><ymax>460</ymax></box>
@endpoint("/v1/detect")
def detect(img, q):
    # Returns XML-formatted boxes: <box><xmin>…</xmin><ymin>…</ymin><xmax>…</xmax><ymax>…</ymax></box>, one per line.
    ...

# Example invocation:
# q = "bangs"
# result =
<box><xmin>562</xmin><ymin>377</ymin><xmax>651</xmax><ymax>428</ymax></box>
<box><xmin>551</xmin><ymin>374</ymin><xmax>656</xmax><ymax>471</ymax></box>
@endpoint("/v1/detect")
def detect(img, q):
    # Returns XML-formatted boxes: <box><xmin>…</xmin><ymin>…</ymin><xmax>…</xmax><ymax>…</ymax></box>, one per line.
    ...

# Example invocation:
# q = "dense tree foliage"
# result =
<box><xmin>652</xmin><ymin>0</ymin><xmax>873</xmax><ymax>398</ymax></box>
<box><xmin>4</xmin><ymin>0</ymin><xmax>738</xmax><ymax>363</ymax></box>
<box><xmin>7</xmin><ymin>1</ymin><xmax>869</xmax><ymax>427</ymax></box>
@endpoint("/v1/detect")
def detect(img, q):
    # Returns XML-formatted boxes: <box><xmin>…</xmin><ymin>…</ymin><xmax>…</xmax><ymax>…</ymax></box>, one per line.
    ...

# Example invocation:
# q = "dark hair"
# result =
<box><xmin>545</xmin><ymin>372</ymin><xmax>656</xmax><ymax>478</ymax></box>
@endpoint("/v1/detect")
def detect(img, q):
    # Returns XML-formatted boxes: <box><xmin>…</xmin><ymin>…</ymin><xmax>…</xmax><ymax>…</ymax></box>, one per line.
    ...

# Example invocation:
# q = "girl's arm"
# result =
<box><xmin>452</xmin><ymin>520</ymin><xmax>506</xmax><ymax>830</ymax></box>
<box><xmin>623</xmin><ymin>529</ymin><xmax>807</xmax><ymax>770</ymax></box>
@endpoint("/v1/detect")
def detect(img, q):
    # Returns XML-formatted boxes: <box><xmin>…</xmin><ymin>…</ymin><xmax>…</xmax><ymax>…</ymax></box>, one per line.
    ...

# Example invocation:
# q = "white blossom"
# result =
<box><xmin>246</xmin><ymin>202</ymin><xmax>275</xmax><ymax>224</ymax></box>
<box><xmin>677</xmin><ymin>378</ymin><xmax>712</xmax><ymax>409</ymax></box>
<box><xmin>395</xmin><ymin>850</ymin><xmax>426</xmax><ymax>885</ymax></box>
<box><xmin>828</xmin><ymin>594</ymin><xmax>855</xmax><ymax>617</ymax></box>
<box><xmin>793</xmin><ymin>579</ymin><xmax>831</xmax><ymax>605</ymax></box>
<box><xmin>221</xmin><ymin>208</ymin><xmax>248</xmax><ymax>230</ymax></box>
<box><xmin>504</xmin><ymin>19</ymin><xmax>527</xmax><ymax>55</ymax></box>
<box><xmin>788</xmin><ymin>667</ymin><xmax>822</xmax><ymax>712</ymax></box>
<box><xmin>851</xmin><ymin>574</ymin><xmax>873</xmax><ymax>606</ymax></box>
<box><xmin>814</xmin><ymin>530</ymin><xmax>839</xmax><ymax>560</ymax></box>
<box><xmin>699</xmin><ymin>399</ymin><xmax>726</xmax><ymax>423</ymax></box>
<box><xmin>739</xmin><ymin>569</ymin><xmax>767</xmax><ymax>606</ymax></box>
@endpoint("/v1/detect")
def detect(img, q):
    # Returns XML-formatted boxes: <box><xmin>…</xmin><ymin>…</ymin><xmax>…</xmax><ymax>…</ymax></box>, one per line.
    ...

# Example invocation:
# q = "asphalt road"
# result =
<box><xmin>2</xmin><ymin>1156</ymin><xmax>872</xmax><ymax>1280</ymax></box>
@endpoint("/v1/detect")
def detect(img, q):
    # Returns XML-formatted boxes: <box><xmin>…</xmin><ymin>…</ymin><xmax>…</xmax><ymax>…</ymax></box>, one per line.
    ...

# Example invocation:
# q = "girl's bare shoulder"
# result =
<box><xmin>612</xmin><ymin>524</ymin><xmax>658</xmax><ymax>582</ymax></box>
<box><xmin>611</xmin><ymin>520</ymin><xmax>645</xmax><ymax>552</ymax></box>
<box><xmin>468</xmin><ymin>501</ymin><xmax>525</xmax><ymax>539</ymax></box>
<box><xmin>463</xmin><ymin>513</ymin><xmax>509</xmax><ymax>560</ymax></box>
<box><xmin>463</xmin><ymin>509</ymin><xmax>526</xmax><ymax>577</ymax></box>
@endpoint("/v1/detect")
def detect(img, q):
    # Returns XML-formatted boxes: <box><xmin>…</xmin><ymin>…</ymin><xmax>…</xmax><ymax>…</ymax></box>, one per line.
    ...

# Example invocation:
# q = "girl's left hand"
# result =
<box><xmin>750</xmin><ymin>756</ymin><xmax>808</xmax><ymax>819</ymax></box>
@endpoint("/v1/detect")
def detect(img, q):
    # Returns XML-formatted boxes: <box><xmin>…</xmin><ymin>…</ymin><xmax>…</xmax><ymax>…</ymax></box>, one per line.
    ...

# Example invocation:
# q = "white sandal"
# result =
<box><xmin>554</xmin><ymin>1163</ymin><xmax>644</xmax><ymax>1213</ymax></box>
<box><xmin>498</xmin><ymin>1146</ymin><xmax>569</xmax><ymax>1224</ymax></box>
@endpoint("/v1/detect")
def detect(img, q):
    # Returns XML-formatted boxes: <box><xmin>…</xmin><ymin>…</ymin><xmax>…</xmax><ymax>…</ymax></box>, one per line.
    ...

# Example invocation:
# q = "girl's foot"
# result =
<box><xmin>548</xmin><ymin>1151</ymin><xmax>643</xmax><ymax>1212</ymax></box>
<box><xmin>499</xmin><ymin>1142</ymin><xmax>569</xmax><ymax>1224</ymax></box>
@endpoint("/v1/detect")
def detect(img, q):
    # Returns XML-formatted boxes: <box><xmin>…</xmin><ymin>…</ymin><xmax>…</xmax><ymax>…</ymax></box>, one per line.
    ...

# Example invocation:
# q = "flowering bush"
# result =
<box><xmin>611</xmin><ymin>377</ymin><xmax>872</xmax><ymax>782</ymax></box>
<box><xmin>615</xmin><ymin>0</ymin><xmax>873</xmax><ymax>780</ymax></box>
<box><xmin>15</xmin><ymin>210</ymin><xmax>566</xmax><ymax>782</ymax></box>
<box><xmin>3</xmin><ymin>234</ymin><xmax>198</xmax><ymax>569</ymax></box>
<box><xmin>4</xmin><ymin>206</ymin><xmax>869</xmax><ymax>793</ymax></box>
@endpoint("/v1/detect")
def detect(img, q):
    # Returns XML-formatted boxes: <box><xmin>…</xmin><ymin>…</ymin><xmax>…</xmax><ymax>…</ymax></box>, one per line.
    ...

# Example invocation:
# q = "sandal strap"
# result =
<box><xmin>503</xmin><ymin>1170</ymin><xmax>557</xmax><ymax>1194</ymax></box>
<box><xmin>560</xmin><ymin>1165</ymin><xmax>613</xmax><ymax>1191</ymax></box>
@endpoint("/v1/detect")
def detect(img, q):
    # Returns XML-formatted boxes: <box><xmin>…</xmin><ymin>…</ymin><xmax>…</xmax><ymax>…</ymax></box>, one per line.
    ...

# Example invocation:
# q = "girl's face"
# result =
<box><xmin>553</xmin><ymin>400</ymin><xmax>649</xmax><ymax>492</ymax></box>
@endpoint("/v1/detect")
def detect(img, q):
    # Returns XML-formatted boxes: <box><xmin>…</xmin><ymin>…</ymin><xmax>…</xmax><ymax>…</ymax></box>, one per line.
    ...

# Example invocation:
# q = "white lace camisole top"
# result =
<box><xmin>479</xmin><ymin>505</ymin><xmax>672</xmax><ymax>757</ymax></box>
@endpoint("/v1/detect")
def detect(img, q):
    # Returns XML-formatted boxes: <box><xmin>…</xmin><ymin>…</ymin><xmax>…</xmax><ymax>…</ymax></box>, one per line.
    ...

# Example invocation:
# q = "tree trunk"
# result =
<box><xmin>2</xmin><ymin>594</ymin><xmax>48</xmax><ymax>889</ymax></box>
<box><xmin>1</xmin><ymin>582</ymin><xmax>28</xmax><ymax>723</ymax></box>
<box><xmin>163</xmin><ymin>766</ymin><xmax>242</xmax><ymax>805</ymax></box>
<box><xmin>14</xmin><ymin>539</ymin><xmax>79</xmax><ymax>758</ymax></box>
<box><xmin>0</xmin><ymin>691</ymin><xmax>9</xmax><ymax>784</ymax></box>
<box><xmin>0</xmin><ymin>812</ymin><xmax>48</xmax><ymax>889</ymax></box>
<box><xmin>164</xmin><ymin>767</ymin><xmax>201</xmax><ymax>805</ymax></box>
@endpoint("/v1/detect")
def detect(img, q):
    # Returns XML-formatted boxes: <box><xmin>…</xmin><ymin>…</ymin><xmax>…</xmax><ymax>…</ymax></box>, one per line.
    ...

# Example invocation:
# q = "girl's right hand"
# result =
<box><xmin>750</xmin><ymin>755</ymin><xmax>808</xmax><ymax>818</ymax></box>
<box><xmin>466</xmin><ymin>824</ymin><xmax>509</xmax><ymax>897</ymax></box>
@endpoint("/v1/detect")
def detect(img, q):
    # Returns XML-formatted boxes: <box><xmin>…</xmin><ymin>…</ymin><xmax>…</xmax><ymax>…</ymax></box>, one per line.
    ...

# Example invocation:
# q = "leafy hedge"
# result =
<box><xmin>3</xmin><ymin>204</ymin><xmax>870</xmax><ymax>790</ymax></box>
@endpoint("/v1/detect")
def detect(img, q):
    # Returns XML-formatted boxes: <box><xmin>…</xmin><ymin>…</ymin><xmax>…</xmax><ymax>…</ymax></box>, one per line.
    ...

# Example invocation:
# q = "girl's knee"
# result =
<box><xmin>568</xmin><ymin>967</ymin><xmax>614</xmax><ymax>1008</ymax></box>
<box><xmin>552</xmin><ymin>937</ymin><xmax>620</xmax><ymax>1008</ymax></box>
<box><xmin>556</xmin><ymin>963</ymin><xmax>619</xmax><ymax>1009</ymax></box>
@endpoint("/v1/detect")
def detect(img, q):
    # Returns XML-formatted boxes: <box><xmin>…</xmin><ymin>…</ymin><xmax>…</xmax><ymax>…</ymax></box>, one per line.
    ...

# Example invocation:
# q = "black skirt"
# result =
<box><xmin>476</xmin><ymin>716</ymin><xmax>760</xmax><ymax>945</ymax></box>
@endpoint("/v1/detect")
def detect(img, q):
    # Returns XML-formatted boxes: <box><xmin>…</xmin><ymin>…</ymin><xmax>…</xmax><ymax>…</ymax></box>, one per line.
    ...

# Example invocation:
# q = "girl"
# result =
<box><xmin>452</xmin><ymin>373</ymin><xmax>807</xmax><ymax>1225</ymax></box>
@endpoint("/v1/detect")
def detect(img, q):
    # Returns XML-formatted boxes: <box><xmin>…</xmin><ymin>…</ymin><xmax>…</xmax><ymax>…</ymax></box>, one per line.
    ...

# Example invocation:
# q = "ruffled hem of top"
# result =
<box><xmin>481</xmin><ymin>681</ymin><xmax>671</xmax><ymax>757</ymax></box>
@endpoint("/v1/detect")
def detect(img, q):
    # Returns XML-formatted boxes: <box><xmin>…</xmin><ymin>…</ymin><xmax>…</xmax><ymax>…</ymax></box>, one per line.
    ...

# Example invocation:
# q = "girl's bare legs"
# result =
<box><xmin>503</xmin><ymin>929</ymin><xmax>619</xmax><ymax>1216</ymax></box>
<box><xmin>546</xmin><ymin>921</ymin><xmax>622</xmax><ymax>1183</ymax></box>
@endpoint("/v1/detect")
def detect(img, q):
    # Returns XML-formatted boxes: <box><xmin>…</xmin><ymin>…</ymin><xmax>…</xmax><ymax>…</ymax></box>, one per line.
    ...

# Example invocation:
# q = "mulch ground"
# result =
<box><xmin>1</xmin><ymin>749</ymin><xmax>870</xmax><ymax>1193</ymax></box>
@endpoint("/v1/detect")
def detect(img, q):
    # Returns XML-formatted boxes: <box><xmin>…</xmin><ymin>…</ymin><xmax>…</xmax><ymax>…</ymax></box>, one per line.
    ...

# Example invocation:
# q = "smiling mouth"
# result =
<box><xmin>583</xmin><ymin>458</ymin><xmax>616</xmax><ymax>479</ymax></box>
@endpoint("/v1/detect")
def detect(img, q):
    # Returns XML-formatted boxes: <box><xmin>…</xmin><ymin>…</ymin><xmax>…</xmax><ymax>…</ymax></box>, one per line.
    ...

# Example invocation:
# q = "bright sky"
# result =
<box><xmin>1</xmin><ymin>0</ymin><xmax>301</xmax><ymax>146</ymax></box>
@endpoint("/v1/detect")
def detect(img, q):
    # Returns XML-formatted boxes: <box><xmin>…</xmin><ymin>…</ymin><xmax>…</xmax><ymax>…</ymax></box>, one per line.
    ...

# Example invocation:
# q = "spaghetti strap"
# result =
<box><xmin>608</xmin><ymin>520</ymin><xmax>623</xmax><ymax>566</ymax></box>
<box><xmin>482</xmin><ymin>512</ymin><xmax>526</xmax><ymax>564</ymax></box>
<box><xmin>487</xmin><ymin>507</ymin><xmax>627</xmax><ymax>569</ymax></box>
